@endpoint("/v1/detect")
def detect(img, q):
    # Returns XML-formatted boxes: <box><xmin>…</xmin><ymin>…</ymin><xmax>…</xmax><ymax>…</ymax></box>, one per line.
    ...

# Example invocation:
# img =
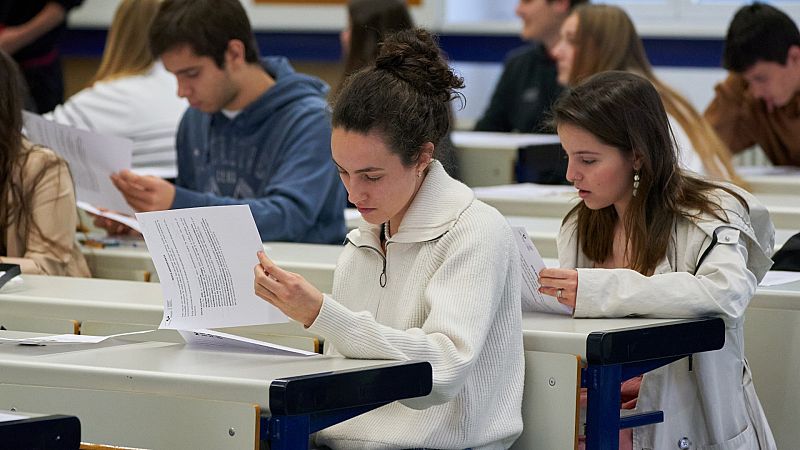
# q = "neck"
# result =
<box><xmin>227</xmin><ymin>63</ymin><xmax>275</xmax><ymax>111</ymax></box>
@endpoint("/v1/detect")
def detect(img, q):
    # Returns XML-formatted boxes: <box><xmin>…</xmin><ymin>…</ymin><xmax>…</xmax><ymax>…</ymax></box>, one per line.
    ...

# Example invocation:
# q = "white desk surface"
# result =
<box><xmin>1</xmin><ymin>275</ymin><xmax>164</xmax><ymax>325</ymax></box>
<box><xmin>451</xmin><ymin>131</ymin><xmax>560</xmax><ymax>149</ymax></box>
<box><xmin>521</xmin><ymin>312</ymin><xmax>680</xmax><ymax>361</ymax></box>
<box><xmin>0</xmin><ymin>331</ymin><xmax>411</xmax><ymax>412</ymax></box>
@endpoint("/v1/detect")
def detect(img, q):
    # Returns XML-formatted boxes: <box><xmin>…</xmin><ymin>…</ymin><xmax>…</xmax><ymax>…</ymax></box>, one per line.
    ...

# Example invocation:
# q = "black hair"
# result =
<box><xmin>723</xmin><ymin>2</ymin><xmax>800</xmax><ymax>72</ymax></box>
<box><xmin>149</xmin><ymin>0</ymin><xmax>260</xmax><ymax>68</ymax></box>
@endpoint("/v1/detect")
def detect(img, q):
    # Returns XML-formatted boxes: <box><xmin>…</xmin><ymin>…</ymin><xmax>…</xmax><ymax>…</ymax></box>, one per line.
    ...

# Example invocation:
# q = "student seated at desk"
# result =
<box><xmin>538</xmin><ymin>71</ymin><xmax>776</xmax><ymax>449</ymax></box>
<box><xmin>0</xmin><ymin>50</ymin><xmax>90</xmax><ymax>277</ymax></box>
<box><xmin>705</xmin><ymin>3</ymin><xmax>800</xmax><ymax>167</ymax></box>
<box><xmin>254</xmin><ymin>29</ymin><xmax>524</xmax><ymax>450</ymax></box>
<box><xmin>46</xmin><ymin>0</ymin><xmax>187</xmax><ymax>175</ymax></box>
<box><xmin>551</xmin><ymin>4</ymin><xmax>746</xmax><ymax>187</ymax></box>
<box><xmin>99</xmin><ymin>0</ymin><xmax>347</xmax><ymax>244</ymax></box>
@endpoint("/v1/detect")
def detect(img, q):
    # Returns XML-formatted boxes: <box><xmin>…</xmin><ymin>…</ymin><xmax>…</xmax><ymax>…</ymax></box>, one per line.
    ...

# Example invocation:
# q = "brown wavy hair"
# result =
<box><xmin>566</xmin><ymin>4</ymin><xmax>746</xmax><ymax>188</ymax></box>
<box><xmin>331</xmin><ymin>28</ymin><xmax>463</xmax><ymax>166</ymax></box>
<box><xmin>552</xmin><ymin>71</ymin><xmax>746</xmax><ymax>275</ymax></box>
<box><xmin>0</xmin><ymin>50</ymin><xmax>67</xmax><ymax>252</ymax></box>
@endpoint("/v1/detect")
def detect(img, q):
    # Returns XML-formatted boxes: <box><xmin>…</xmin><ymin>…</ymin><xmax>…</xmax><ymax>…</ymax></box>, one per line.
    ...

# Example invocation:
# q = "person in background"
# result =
<box><xmin>254</xmin><ymin>29</ymin><xmax>524</xmax><ymax>449</ymax></box>
<box><xmin>338</xmin><ymin>0</ymin><xmax>460</xmax><ymax>178</ymax></box>
<box><xmin>539</xmin><ymin>71</ymin><xmax>776</xmax><ymax>449</ymax></box>
<box><xmin>336</xmin><ymin>0</ymin><xmax>412</xmax><ymax>96</ymax></box>
<box><xmin>0</xmin><ymin>49</ymin><xmax>89</xmax><ymax>277</ymax></box>
<box><xmin>105</xmin><ymin>0</ymin><xmax>347</xmax><ymax>244</ymax></box>
<box><xmin>46</xmin><ymin>0</ymin><xmax>187</xmax><ymax>176</ymax></box>
<box><xmin>705</xmin><ymin>2</ymin><xmax>800</xmax><ymax>167</ymax></box>
<box><xmin>474</xmin><ymin>0</ymin><xmax>587</xmax><ymax>133</ymax></box>
<box><xmin>0</xmin><ymin>0</ymin><xmax>83</xmax><ymax>113</ymax></box>
<box><xmin>552</xmin><ymin>4</ymin><xmax>746</xmax><ymax>186</ymax></box>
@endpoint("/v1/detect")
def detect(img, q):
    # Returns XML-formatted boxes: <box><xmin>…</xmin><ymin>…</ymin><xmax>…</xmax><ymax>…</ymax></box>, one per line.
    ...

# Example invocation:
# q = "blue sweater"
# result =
<box><xmin>172</xmin><ymin>57</ymin><xmax>346</xmax><ymax>244</ymax></box>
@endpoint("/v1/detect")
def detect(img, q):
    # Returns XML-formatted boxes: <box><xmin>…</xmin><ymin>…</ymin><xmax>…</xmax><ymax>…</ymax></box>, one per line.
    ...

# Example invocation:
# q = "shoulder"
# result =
<box><xmin>504</xmin><ymin>44</ymin><xmax>546</xmax><ymax>65</ymax></box>
<box><xmin>443</xmin><ymin>199</ymin><xmax>515</xmax><ymax>251</ymax></box>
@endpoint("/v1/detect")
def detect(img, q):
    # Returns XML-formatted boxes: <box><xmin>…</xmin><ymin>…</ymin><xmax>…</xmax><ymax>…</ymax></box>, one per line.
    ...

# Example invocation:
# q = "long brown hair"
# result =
<box><xmin>91</xmin><ymin>0</ymin><xmax>163</xmax><ymax>85</ymax></box>
<box><xmin>567</xmin><ymin>4</ymin><xmax>746</xmax><ymax>187</ymax></box>
<box><xmin>0</xmin><ymin>50</ymin><xmax>67</xmax><ymax>251</ymax></box>
<box><xmin>337</xmin><ymin>0</ymin><xmax>414</xmax><ymax>95</ymax></box>
<box><xmin>552</xmin><ymin>71</ymin><xmax>747</xmax><ymax>274</ymax></box>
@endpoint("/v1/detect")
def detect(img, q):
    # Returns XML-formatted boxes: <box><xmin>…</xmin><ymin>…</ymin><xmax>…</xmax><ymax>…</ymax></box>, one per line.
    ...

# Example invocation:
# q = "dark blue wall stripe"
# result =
<box><xmin>61</xmin><ymin>28</ymin><xmax>725</xmax><ymax>68</ymax></box>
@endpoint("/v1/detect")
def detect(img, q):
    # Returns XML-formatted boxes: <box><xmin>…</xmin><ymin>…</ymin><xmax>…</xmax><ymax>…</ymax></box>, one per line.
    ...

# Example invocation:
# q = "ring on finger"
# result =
<box><xmin>556</xmin><ymin>288</ymin><xmax>563</xmax><ymax>299</ymax></box>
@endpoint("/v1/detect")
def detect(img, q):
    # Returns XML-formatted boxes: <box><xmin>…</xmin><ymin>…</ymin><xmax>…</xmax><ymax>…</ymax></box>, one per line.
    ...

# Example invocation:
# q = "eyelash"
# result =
<box><xmin>337</xmin><ymin>171</ymin><xmax>382</xmax><ymax>182</ymax></box>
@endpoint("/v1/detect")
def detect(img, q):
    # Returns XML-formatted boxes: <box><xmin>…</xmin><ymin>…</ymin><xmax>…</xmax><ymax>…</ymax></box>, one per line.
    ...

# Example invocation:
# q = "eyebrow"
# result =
<box><xmin>173</xmin><ymin>66</ymin><xmax>201</xmax><ymax>76</ymax></box>
<box><xmin>332</xmin><ymin>159</ymin><xmax>385</xmax><ymax>173</ymax></box>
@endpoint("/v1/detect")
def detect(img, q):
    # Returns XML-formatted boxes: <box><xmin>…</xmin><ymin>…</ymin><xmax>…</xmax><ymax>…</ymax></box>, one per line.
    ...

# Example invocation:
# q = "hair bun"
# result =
<box><xmin>374</xmin><ymin>28</ymin><xmax>464</xmax><ymax>102</ymax></box>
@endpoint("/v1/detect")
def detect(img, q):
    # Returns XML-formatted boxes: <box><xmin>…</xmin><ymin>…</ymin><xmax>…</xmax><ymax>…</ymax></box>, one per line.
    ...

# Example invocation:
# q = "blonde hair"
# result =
<box><xmin>569</xmin><ymin>4</ymin><xmax>747</xmax><ymax>187</ymax></box>
<box><xmin>90</xmin><ymin>0</ymin><xmax>163</xmax><ymax>85</ymax></box>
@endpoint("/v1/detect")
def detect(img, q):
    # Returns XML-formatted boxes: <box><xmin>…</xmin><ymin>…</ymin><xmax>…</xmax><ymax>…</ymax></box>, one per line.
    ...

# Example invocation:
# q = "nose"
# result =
<box><xmin>515</xmin><ymin>2</ymin><xmax>524</xmax><ymax>17</ymax></box>
<box><xmin>346</xmin><ymin>179</ymin><xmax>366</xmax><ymax>205</ymax></box>
<box><xmin>565</xmin><ymin>159</ymin><xmax>580</xmax><ymax>184</ymax></box>
<box><xmin>177</xmin><ymin>80</ymin><xmax>190</xmax><ymax>99</ymax></box>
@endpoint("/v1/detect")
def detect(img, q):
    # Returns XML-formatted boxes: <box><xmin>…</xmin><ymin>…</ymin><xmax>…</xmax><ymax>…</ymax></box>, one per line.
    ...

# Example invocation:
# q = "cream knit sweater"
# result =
<box><xmin>309</xmin><ymin>161</ymin><xmax>524</xmax><ymax>450</ymax></box>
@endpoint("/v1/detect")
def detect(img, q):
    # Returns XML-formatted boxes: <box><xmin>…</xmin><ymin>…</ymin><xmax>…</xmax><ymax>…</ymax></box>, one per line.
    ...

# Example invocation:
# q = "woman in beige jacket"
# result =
<box><xmin>539</xmin><ymin>71</ymin><xmax>775</xmax><ymax>449</ymax></box>
<box><xmin>0</xmin><ymin>50</ymin><xmax>89</xmax><ymax>277</ymax></box>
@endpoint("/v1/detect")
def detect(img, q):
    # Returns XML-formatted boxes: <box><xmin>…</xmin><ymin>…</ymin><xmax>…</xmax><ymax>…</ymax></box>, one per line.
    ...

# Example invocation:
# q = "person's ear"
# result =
<box><xmin>551</xmin><ymin>0</ymin><xmax>571</xmax><ymax>16</ymax></box>
<box><xmin>632</xmin><ymin>151</ymin><xmax>644</xmax><ymax>171</ymax></box>
<box><xmin>416</xmin><ymin>142</ymin><xmax>434</xmax><ymax>173</ymax></box>
<box><xmin>787</xmin><ymin>45</ymin><xmax>800</xmax><ymax>67</ymax></box>
<box><xmin>225</xmin><ymin>39</ymin><xmax>246</xmax><ymax>69</ymax></box>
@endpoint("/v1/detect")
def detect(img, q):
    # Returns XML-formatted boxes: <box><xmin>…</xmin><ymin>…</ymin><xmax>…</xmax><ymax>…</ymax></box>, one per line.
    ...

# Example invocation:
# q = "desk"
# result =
<box><xmin>82</xmin><ymin>241</ymin><xmax>343</xmax><ymax>291</ymax></box>
<box><xmin>0</xmin><ymin>410</ymin><xmax>80</xmax><ymax>449</ymax></box>
<box><xmin>0</xmin><ymin>331</ymin><xmax>431</xmax><ymax>450</ymax></box>
<box><xmin>516</xmin><ymin>313</ymin><xmax>724</xmax><ymax>450</ymax></box>
<box><xmin>451</xmin><ymin>131</ymin><xmax>561</xmax><ymax>187</ymax></box>
<box><xmin>740</xmin><ymin>166</ymin><xmax>800</xmax><ymax>196</ymax></box>
<box><xmin>0</xmin><ymin>275</ymin><xmax>320</xmax><ymax>350</ymax></box>
<box><xmin>743</xmin><ymin>278</ymin><xmax>800</xmax><ymax>449</ymax></box>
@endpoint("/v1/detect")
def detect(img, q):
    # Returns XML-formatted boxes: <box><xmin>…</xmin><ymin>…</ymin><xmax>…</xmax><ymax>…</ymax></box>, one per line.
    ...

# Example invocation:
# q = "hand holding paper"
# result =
<box><xmin>512</xmin><ymin>226</ymin><xmax>573</xmax><ymax>315</ymax></box>
<box><xmin>538</xmin><ymin>268</ymin><xmax>578</xmax><ymax>309</ymax></box>
<box><xmin>254</xmin><ymin>251</ymin><xmax>324</xmax><ymax>328</ymax></box>
<box><xmin>111</xmin><ymin>170</ymin><xmax>175</xmax><ymax>212</ymax></box>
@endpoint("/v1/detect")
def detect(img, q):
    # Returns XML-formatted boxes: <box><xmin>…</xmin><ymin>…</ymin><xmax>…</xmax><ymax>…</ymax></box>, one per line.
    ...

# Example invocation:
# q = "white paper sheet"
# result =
<box><xmin>0</xmin><ymin>411</ymin><xmax>30</xmax><ymax>422</ymax></box>
<box><xmin>78</xmin><ymin>201</ymin><xmax>141</xmax><ymax>233</ymax></box>
<box><xmin>473</xmin><ymin>183</ymin><xmax>577</xmax><ymax>200</ymax></box>
<box><xmin>451</xmin><ymin>131</ymin><xmax>561</xmax><ymax>149</ymax></box>
<box><xmin>136</xmin><ymin>205</ymin><xmax>288</xmax><ymax>329</ymax></box>
<box><xmin>760</xmin><ymin>271</ymin><xmax>800</xmax><ymax>287</ymax></box>
<box><xmin>179</xmin><ymin>329</ymin><xmax>316</xmax><ymax>356</ymax></box>
<box><xmin>22</xmin><ymin>112</ymin><xmax>134</xmax><ymax>214</ymax></box>
<box><xmin>513</xmin><ymin>226</ymin><xmax>573</xmax><ymax>315</ymax></box>
<box><xmin>0</xmin><ymin>330</ymin><xmax>153</xmax><ymax>345</ymax></box>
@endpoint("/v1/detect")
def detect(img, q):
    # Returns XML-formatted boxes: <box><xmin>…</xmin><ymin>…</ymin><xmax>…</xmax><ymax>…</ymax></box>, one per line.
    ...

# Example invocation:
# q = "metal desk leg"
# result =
<box><xmin>584</xmin><ymin>363</ymin><xmax>622</xmax><ymax>450</ymax></box>
<box><xmin>267</xmin><ymin>415</ymin><xmax>311</xmax><ymax>450</ymax></box>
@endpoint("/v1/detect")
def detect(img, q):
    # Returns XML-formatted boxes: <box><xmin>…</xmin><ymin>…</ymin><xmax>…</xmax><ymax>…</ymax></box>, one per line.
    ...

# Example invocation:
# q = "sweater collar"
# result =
<box><xmin>348</xmin><ymin>160</ymin><xmax>475</xmax><ymax>248</ymax></box>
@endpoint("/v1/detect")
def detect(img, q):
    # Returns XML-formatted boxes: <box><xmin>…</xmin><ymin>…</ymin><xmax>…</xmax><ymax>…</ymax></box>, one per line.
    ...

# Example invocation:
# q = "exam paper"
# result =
<box><xmin>179</xmin><ymin>329</ymin><xmax>316</xmax><ymax>356</ymax></box>
<box><xmin>78</xmin><ymin>201</ymin><xmax>141</xmax><ymax>233</ymax></box>
<box><xmin>0</xmin><ymin>330</ymin><xmax>153</xmax><ymax>344</ymax></box>
<box><xmin>22</xmin><ymin>112</ymin><xmax>134</xmax><ymax>215</ymax></box>
<box><xmin>136</xmin><ymin>205</ymin><xmax>288</xmax><ymax>329</ymax></box>
<box><xmin>760</xmin><ymin>271</ymin><xmax>800</xmax><ymax>287</ymax></box>
<box><xmin>513</xmin><ymin>226</ymin><xmax>573</xmax><ymax>315</ymax></box>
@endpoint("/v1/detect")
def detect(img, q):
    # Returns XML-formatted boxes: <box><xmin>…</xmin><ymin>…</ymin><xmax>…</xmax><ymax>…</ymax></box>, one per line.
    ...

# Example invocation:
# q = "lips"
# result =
<box><xmin>357</xmin><ymin>207</ymin><xmax>376</xmax><ymax>215</ymax></box>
